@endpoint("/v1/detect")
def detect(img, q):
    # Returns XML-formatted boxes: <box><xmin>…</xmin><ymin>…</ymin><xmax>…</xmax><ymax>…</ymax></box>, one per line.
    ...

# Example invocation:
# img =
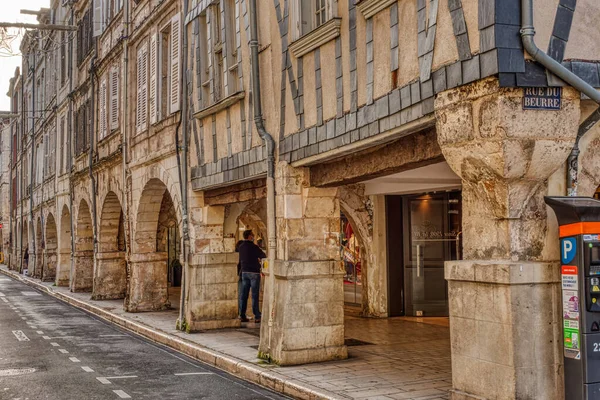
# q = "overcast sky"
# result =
<box><xmin>0</xmin><ymin>0</ymin><xmax>50</xmax><ymax>110</ymax></box>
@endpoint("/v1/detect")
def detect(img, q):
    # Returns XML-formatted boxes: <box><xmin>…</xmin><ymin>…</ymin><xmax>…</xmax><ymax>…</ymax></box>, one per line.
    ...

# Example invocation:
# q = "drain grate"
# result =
<box><xmin>344</xmin><ymin>338</ymin><xmax>373</xmax><ymax>346</ymax></box>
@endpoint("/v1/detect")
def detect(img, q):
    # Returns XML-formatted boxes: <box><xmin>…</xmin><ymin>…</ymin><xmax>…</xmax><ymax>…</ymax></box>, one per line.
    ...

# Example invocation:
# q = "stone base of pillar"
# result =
<box><xmin>42</xmin><ymin>250</ymin><xmax>57</xmax><ymax>282</ymax></box>
<box><xmin>71</xmin><ymin>250</ymin><xmax>94</xmax><ymax>292</ymax></box>
<box><xmin>186</xmin><ymin>253</ymin><xmax>241</xmax><ymax>331</ymax></box>
<box><xmin>258</xmin><ymin>260</ymin><xmax>347</xmax><ymax>366</ymax></box>
<box><xmin>446</xmin><ymin>260</ymin><xmax>562</xmax><ymax>400</ymax></box>
<box><xmin>93</xmin><ymin>251</ymin><xmax>127</xmax><ymax>300</ymax></box>
<box><xmin>55</xmin><ymin>251</ymin><xmax>71</xmax><ymax>287</ymax></box>
<box><xmin>126</xmin><ymin>252</ymin><xmax>169</xmax><ymax>312</ymax></box>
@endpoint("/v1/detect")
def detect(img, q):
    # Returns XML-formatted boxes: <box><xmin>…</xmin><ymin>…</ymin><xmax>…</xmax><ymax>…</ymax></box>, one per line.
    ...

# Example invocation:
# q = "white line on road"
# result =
<box><xmin>12</xmin><ymin>331</ymin><xmax>29</xmax><ymax>341</ymax></box>
<box><xmin>21</xmin><ymin>291</ymin><xmax>41</xmax><ymax>296</ymax></box>
<box><xmin>105</xmin><ymin>376</ymin><xmax>138</xmax><ymax>380</ymax></box>
<box><xmin>36</xmin><ymin>331</ymin><xmax>44</xmax><ymax>335</ymax></box>
<box><xmin>29</xmin><ymin>325</ymin><xmax>37</xmax><ymax>329</ymax></box>
<box><xmin>21</xmin><ymin>317</ymin><xmax>27</xmax><ymax>321</ymax></box>
<box><xmin>50</xmin><ymin>342</ymin><xmax>60</xmax><ymax>347</ymax></box>
<box><xmin>0</xmin><ymin>292</ymin><xmax>4</xmax><ymax>296</ymax></box>
<box><xmin>1</xmin><ymin>298</ymin><xmax>7</xmax><ymax>303</ymax></box>
<box><xmin>81</xmin><ymin>366</ymin><xmax>94</xmax><ymax>372</ymax></box>
<box><xmin>174</xmin><ymin>372</ymin><xmax>214</xmax><ymax>376</ymax></box>
<box><xmin>97</xmin><ymin>377</ymin><xmax>111</xmax><ymax>385</ymax></box>
<box><xmin>113</xmin><ymin>390</ymin><xmax>131</xmax><ymax>399</ymax></box>
<box><xmin>58</xmin><ymin>349</ymin><xmax>69</xmax><ymax>354</ymax></box>
<box><xmin>68</xmin><ymin>357</ymin><xmax>80</xmax><ymax>363</ymax></box>
<box><xmin>99</xmin><ymin>334</ymin><xmax>128</xmax><ymax>337</ymax></box>
<box><xmin>42</xmin><ymin>336</ymin><xmax>50</xmax><ymax>340</ymax></box>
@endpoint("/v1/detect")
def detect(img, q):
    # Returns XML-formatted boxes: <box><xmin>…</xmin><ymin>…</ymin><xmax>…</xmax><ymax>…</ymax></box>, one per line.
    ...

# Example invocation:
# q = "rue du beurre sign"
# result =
<box><xmin>523</xmin><ymin>87</ymin><xmax>562</xmax><ymax>110</ymax></box>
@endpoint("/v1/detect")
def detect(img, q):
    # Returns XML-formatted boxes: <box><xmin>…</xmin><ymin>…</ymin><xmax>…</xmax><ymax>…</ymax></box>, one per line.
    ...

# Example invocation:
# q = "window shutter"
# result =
<box><xmin>93</xmin><ymin>0</ymin><xmax>104</xmax><ymax>37</ymax></box>
<box><xmin>149</xmin><ymin>33</ymin><xmax>158</xmax><ymax>124</ymax></box>
<box><xmin>110</xmin><ymin>67</ymin><xmax>119</xmax><ymax>130</ymax></box>
<box><xmin>136</xmin><ymin>44</ymin><xmax>148</xmax><ymax>133</ymax></box>
<box><xmin>99</xmin><ymin>79</ymin><xmax>107</xmax><ymax>139</ymax></box>
<box><xmin>170</xmin><ymin>13</ymin><xmax>181</xmax><ymax>114</ymax></box>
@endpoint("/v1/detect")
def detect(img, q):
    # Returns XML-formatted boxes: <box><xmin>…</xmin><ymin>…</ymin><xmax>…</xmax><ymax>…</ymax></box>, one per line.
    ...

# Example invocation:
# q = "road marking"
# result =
<box><xmin>81</xmin><ymin>366</ymin><xmax>94</xmax><ymax>372</ymax></box>
<box><xmin>105</xmin><ymin>376</ymin><xmax>137</xmax><ymax>380</ymax></box>
<box><xmin>113</xmin><ymin>390</ymin><xmax>131</xmax><ymax>399</ymax></box>
<box><xmin>99</xmin><ymin>334</ymin><xmax>128</xmax><ymax>337</ymax></box>
<box><xmin>0</xmin><ymin>368</ymin><xmax>36</xmax><ymax>377</ymax></box>
<box><xmin>97</xmin><ymin>377</ymin><xmax>111</xmax><ymax>385</ymax></box>
<box><xmin>49</xmin><ymin>336</ymin><xmax>76</xmax><ymax>339</ymax></box>
<box><xmin>12</xmin><ymin>331</ymin><xmax>30</xmax><ymax>341</ymax></box>
<box><xmin>21</xmin><ymin>317</ymin><xmax>27</xmax><ymax>321</ymax></box>
<box><xmin>68</xmin><ymin>357</ymin><xmax>80</xmax><ymax>363</ymax></box>
<box><xmin>58</xmin><ymin>349</ymin><xmax>69</xmax><ymax>354</ymax></box>
<box><xmin>29</xmin><ymin>325</ymin><xmax>37</xmax><ymax>329</ymax></box>
<box><xmin>174</xmin><ymin>372</ymin><xmax>214</xmax><ymax>376</ymax></box>
<box><xmin>42</xmin><ymin>336</ymin><xmax>50</xmax><ymax>340</ymax></box>
<box><xmin>1</xmin><ymin>298</ymin><xmax>7</xmax><ymax>303</ymax></box>
<box><xmin>0</xmin><ymin>292</ymin><xmax>4</xmax><ymax>296</ymax></box>
<box><xmin>21</xmin><ymin>291</ymin><xmax>41</xmax><ymax>296</ymax></box>
<box><xmin>50</xmin><ymin>343</ymin><xmax>60</xmax><ymax>347</ymax></box>
<box><xmin>36</xmin><ymin>331</ymin><xmax>44</xmax><ymax>335</ymax></box>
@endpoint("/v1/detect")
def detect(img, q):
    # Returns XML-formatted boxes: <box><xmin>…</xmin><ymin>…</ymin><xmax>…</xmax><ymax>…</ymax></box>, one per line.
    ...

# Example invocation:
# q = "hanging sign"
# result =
<box><xmin>523</xmin><ymin>87</ymin><xmax>562</xmax><ymax>110</ymax></box>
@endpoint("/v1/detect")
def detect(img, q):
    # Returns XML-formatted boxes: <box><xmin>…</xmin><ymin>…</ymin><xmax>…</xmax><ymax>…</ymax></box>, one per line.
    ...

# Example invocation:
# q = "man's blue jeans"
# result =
<box><xmin>240</xmin><ymin>272</ymin><xmax>261</xmax><ymax>319</ymax></box>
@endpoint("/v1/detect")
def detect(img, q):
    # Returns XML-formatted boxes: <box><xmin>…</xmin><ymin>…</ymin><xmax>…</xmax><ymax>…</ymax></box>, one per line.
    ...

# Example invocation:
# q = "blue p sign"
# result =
<box><xmin>562</xmin><ymin>238</ymin><xmax>577</xmax><ymax>265</ymax></box>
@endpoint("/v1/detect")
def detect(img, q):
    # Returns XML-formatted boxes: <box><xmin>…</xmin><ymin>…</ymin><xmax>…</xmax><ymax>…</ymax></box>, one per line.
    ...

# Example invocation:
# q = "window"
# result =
<box><xmin>93</xmin><ymin>0</ymin><xmax>123</xmax><ymax>38</ymax></box>
<box><xmin>136</xmin><ymin>42</ymin><xmax>149</xmax><ymax>133</ymax></box>
<box><xmin>77</xmin><ymin>10</ymin><xmax>94</xmax><ymax>66</ymax></box>
<box><xmin>109</xmin><ymin>67</ymin><xmax>119</xmax><ymax>130</ymax></box>
<box><xmin>99</xmin><ymin>79</ymin><xmax>108</xmax><ymax>139</ymax></box>
<box><xmin>59</xmin><ymin>117</ymin><xmax>65</xmax><ymax>174</ymax></box>
<box><xmin>75</xmin><ymin>100</ymin><xmax>90</xmax><ymax>155</ymax></box>
<box><xmin>294</xmin><ymin>0</ymin><xmax>333</xmax><ymax>39</ymax></box>
<box><xmin>197</xmin><ymin>14</ymin><xmax>210</xmax><ymax>108</ymax></box>
<box><xmin>60</xmin><ymin>32</ymin><xmax>66</xmax><ymax>86</ymax></box>
<box><xmin>147</xmin><ymin>13</ymin><xmax>181</xmax><ymax>126</ymax></box>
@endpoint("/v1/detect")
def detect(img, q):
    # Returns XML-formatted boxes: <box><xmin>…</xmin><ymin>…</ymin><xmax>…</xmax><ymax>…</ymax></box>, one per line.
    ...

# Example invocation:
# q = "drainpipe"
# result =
<box><xmin>20</xmin><ymin>75</ymin><xmax>24</xmax><ymax>273</ymax></box>
<box><xmin>30</xmin><ymin>43</ymin><xmax>37</xmax><ymax>277</ymax></box>
<box><xmin>176</xmin><ymin>0</ymin><xmax>190</xmax><ymax>331</ymax></box>
<box><xmin>122</xmin><ymin>0</ymin><xmax>132</xmax><ymax>305</ymax></box>
<box><xmin>521</xmin><ymin>0</ymin><xmax>600</xmax><ymax>196</ymax></box>
<box><xmin>89</xmin><ymin>53</ymin><xmax>99</xmax><ymax>275</ymax></box>
<box><xmin>249</xmin><ymin>0</ymin><xmax>277</xmax><ymax>353</ymax></box>
<box><xmin>68</xmin><ymin>4</ymin><xmax>75</xmax><ymax>286</ymax></box>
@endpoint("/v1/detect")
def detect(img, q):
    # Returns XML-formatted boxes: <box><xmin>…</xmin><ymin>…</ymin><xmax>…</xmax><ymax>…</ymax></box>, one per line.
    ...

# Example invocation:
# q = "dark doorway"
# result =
<box><xmin>387</xmin><ymin>191</ymin><xmax>462</xmax><ymax>317</ymax></box>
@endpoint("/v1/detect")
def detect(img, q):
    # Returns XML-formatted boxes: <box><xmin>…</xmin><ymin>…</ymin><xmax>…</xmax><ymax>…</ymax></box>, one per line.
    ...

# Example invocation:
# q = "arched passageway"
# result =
<box><xmin>34</xmin><ymin>218</ymin><xmax>43</xmax><ymax>279</ymax></box>
<box><xmin>43</xmin><ymin>213</ymin><xmax>58</xmax><ymax>282</ymax></box>
<box><xmin>21</xmin><ymin>221</ymin><xmax>29</xmax><ymax>274</ymax></box>
<box><xmin>94</xmin><ymin>192</ymin><xmax>127</xmax><ymax>300</ymax></box>
<box><xmin>127</xmin><ymin>178</ymin><xmax>180</xmax><ymax>312</ymax></box>
<box><xmin>72</xmin><ymin>200</ymin><xmax>94</xmax><ymax>292</ymax></box>
<box><xmin>56</xmin><ymin>206</ymin><xmax>72</xmax><ymax>286</ymax></box>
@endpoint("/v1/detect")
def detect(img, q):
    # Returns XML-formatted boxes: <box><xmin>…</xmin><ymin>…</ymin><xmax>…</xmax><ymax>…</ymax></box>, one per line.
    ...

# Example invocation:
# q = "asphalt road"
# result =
<box><xmin>0</xmin><ymin>275</ymin><xmax>289</xmax><ymax>400</ymax></box>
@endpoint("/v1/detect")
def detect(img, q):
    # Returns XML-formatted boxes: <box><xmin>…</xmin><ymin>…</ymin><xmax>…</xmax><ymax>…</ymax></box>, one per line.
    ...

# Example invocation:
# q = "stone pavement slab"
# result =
<box><xmin>0</xmin><ymin>266</ymin><xmax>451</xmax><ymax>400</ymax></box>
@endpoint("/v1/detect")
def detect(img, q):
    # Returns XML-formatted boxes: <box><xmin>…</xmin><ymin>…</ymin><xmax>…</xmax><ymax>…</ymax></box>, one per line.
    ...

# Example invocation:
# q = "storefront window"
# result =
<box><xmin>341</xmin><ymin>213</ymin><xmax>362</xmax><ymax>305</ymax></box>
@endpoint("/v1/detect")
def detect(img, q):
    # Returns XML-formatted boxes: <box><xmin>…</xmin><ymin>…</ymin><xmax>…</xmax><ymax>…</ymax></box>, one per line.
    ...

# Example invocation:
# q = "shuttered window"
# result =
<box><xmin>110</xmin><ymin>67</ymin><xmax>119</xmax><ymax>130</ymax></box>
<box><xmin>169</xmin><ymin>13</ymin><xmax>181</xmax><ymax>114</ymax></box>
<box><xmin>99</xmin><ymin>79</ymin><xmax>107</xmax><ymax>139</ymax></box>
<box><xmin>136</xmin><ymin>43</ymin><xmax>149</xmax><ymax>133</ymax></box>
<box><xmin>149</xmin><ymin>33</ymin><xmax>158</xmax><ymax>124</ymax></box>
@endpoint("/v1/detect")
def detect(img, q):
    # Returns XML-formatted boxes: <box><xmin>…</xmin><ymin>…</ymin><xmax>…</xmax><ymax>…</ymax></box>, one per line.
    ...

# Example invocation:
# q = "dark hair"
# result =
<box><xmin>243</xmin><ymin>229</ymin><xmax>254</xmax><ymax>239</ymax></box>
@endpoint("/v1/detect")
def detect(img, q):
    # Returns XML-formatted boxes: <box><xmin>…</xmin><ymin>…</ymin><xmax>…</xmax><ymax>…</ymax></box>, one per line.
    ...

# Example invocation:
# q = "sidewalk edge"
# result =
<box><xmin>0</xmin><ymin>267</ymin><xmax>347</xmax><ymax>400</ymax></box>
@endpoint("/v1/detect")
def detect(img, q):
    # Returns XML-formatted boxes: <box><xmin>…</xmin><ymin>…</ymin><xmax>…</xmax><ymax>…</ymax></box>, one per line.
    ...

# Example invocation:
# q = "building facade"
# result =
<box><xmin>3</xmin><ymin>0</ymin><xmax>600</xmax><ymax>399</ymax></box>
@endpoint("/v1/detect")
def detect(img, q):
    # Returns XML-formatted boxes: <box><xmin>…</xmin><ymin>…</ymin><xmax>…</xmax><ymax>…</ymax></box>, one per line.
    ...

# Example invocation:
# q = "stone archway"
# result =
<box><xmin>127</xmin><ymin>178</ymin><xmax>180</xmax><ymax>312</ymax></box>
<box><xmin>34</xmin><ymin>218</ymin><xmax>43</xmax><ymax>279</ymax></box>
<box><xmin>56</xmin><ymin>205</ymin><xmax>72</xmax><ymax>286</ymax></box>
<box><xmin>94</xmin><ymin>192</ymin><xmax>127</xmax><ymax>300</ymax></box>
<box><xmin>43</xmin><ymin>213</ymin><xmax>58</xmax><ymax>282</ymax></box>
<box><xmin>21</xmin><ymin>221</ymin><xmax>29</xmax><ymax>273</ymax></box>
<box><xmin>72</xmin><ymin>200</ymin><xmax>94</xmax><ymax>292</ymax></box>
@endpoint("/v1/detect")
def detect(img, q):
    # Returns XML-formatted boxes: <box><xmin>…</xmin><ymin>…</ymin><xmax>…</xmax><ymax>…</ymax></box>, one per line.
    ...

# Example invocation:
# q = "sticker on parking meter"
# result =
<box><xmin>561</xmin><ymin>238</ymin><xmax>577</xmax><ymax>264</ymax></box>
<box><xmin>561</xmin><ymin>265</ymin><xmax>581</xmax><ymax>359</ymax></box>
<box><xmin>562</xmin><ymin>266</ymin><xmax>578</xmax><ymax>290</ymax></box>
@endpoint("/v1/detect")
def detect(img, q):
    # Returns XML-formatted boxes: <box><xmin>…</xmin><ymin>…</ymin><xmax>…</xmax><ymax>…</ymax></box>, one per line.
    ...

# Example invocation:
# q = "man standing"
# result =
<box><xmin>238</xmin><ymin>229</ymin><xmax>266</xmax><ymax>323</ymax></box>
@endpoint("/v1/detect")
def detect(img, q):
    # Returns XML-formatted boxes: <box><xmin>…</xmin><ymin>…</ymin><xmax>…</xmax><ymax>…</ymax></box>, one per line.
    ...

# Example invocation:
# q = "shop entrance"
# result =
<box><xmin>341</xmin><ymin>213</ymin><xmax>362</xmax><ymax>306</ymax></box>
<box><xmin>387</xmin><ymin>191</ymin><xmax>462</xmax><ymax>317</ymax></box>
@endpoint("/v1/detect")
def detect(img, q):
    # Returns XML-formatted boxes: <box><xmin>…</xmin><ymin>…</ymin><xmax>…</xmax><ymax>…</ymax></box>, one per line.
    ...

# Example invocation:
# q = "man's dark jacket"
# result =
<box><xmin>238</xmin><ymin>240</ymin><xmax>266</xmax><ymax>273</ymax></box>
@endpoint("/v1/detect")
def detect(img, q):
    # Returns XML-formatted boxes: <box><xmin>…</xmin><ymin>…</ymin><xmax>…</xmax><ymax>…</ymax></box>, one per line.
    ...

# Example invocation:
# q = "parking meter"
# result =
<box><xmin>545</xmin><ymin>197</ymin><xmax>600</xmax><ymax>399</ymax></box>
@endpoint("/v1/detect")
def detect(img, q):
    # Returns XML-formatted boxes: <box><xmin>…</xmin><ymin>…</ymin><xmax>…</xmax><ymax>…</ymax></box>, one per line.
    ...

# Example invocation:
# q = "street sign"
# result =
<box><xmin>523</xmin><ymin>87</ymin><xmax>562</xmax><ymax>110</ymax></box>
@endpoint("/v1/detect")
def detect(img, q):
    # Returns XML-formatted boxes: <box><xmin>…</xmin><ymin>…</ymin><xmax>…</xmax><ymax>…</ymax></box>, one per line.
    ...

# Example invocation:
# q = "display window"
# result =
<box><xmin>341</xmin><ymin>213</ymin><xmax>362</xmax><ymax>305</ymax></box>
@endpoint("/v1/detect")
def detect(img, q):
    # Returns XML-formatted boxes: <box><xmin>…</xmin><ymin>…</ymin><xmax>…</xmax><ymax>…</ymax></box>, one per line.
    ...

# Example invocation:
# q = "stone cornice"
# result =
<box><xmin>289</xmin><ymin>18</ymin><xmax>342</xmax><ymax>58</ymax></box>
<box><xmin>356</xmin><ymin>0</ymin><xmax>397</xmax><ymax>20</ymax></box>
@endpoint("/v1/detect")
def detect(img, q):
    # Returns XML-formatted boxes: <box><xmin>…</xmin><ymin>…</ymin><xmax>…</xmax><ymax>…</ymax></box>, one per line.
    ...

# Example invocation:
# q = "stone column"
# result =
<box><xmin>56</xmin><ymin>250</ymin><xmax>70</xmax><ymax>286</ymax></box>
<box><xmin>42</xmin><ymin>248</ymin><xmax>57</xmax><ymax>282</ymax></box>
<box><xmin>93</xmin><ymin>251</ymin><xmax>127</xmax><ymax>300</ymax></box>
<box><xmin>435</xmin><ymin>78</ymin><xmax>580</xmax><ymax>399</ymax></box>
<box><xmin>126</xmin><ymin>252</ymin><xmax>169</xmax><ymax>312</ymax></box>
<box><xmin>185</xmin><ymin>205</ymin><xmax>240</xmax><ymax>331</ymax></box>
<box><xmin>258</xmin><ymin>163</ymin><xmax>347</xmax><ymax>365</ymax></box>
<box><xmin>71</xmin><ymin>250</ymin><xmax>94</xmax><ymax>292</ymax></box>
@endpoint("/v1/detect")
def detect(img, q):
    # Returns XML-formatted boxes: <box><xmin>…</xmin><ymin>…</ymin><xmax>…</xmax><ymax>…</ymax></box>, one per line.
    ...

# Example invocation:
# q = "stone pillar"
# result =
<box><xmin>71</xmin><ymin>250</ymin><xmax>94</xmax><ymax>292</ymax></box>
<box><xmin>435</xmin><ymin>78</ymin><xmax>580</xmax><ymax>399</ymax></box>
<box><xmin>42</xmin><ymin>248</ymin><xmax>57</xmax><ymax>282</ymax></box>
<box><xmin>258</xmin><ymin>163</ymin><xmax>347</xmax><ymax>365</ymax></box>
<box><xmin>93</xmin><ymin>251</ymin><xmax>127</xmax><ymax>300</ymax></box>
<box><xmin>126</xmin><ymin>252</ymin><xmax>169</xmax><ymax>312</ymax></box>
<box><xmin>56</xmin><ymin>250</ymin><xmax>71</xmax><ymax>286</ymax></box>
<box><xmin>185</xmin><ymin>204</ymin><xmax>241</xmax><ymax>331</ymax></box>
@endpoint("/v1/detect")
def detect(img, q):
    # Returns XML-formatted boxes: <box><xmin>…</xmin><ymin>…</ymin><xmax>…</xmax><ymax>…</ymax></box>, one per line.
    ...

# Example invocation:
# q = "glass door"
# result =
<box><xmin>403</xmin><ymin>192</ymin><xmax>461</xmax><ymax>316</ymax></box>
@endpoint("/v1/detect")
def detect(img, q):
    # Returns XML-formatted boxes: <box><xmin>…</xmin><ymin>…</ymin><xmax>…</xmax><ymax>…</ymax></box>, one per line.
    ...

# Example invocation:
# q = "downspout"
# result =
<box><xmin>89</xmin><ymin>53</ymin><xmax>99</xmax><ymax>275</ymax></box>
<box><xmin>122</xmin><ymin>0</ymin><xmax>132</xmax><ymax>306</ymax></box>
<box><xmin>30</xmin><ymin>43</ymin><xmax>37</xmax><ymax>277</ymax></box>
<box><xmin>68</xmin><ymin>4</ymin><xmax>75</xmax><ymax>285</ymax></box>
<box><xmin>20</xmin><ymin>76</ymin><xmax>24</xmax><ymax>273</ymax></box>
<box><xmin>249</xmin><ymin>0</ymin><xmax>277</xmax><ymax>353</ymax></box>
<box><xmin>177</xmin><ymin>0</ymin><xmax>190</xmax><ymax>331</ymax></box>
<box><xmin>521</xmin><ymin>0</ymin><xmax>600</xmax><ymax>196</ymax></box>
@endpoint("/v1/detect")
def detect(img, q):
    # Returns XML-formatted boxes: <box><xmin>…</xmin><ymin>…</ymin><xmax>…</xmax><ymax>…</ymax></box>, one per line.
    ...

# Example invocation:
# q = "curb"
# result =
<box><xmin>0</xmin><ymin>267</ymin><xmax>347</xmax><ymax>400</ymax></box>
